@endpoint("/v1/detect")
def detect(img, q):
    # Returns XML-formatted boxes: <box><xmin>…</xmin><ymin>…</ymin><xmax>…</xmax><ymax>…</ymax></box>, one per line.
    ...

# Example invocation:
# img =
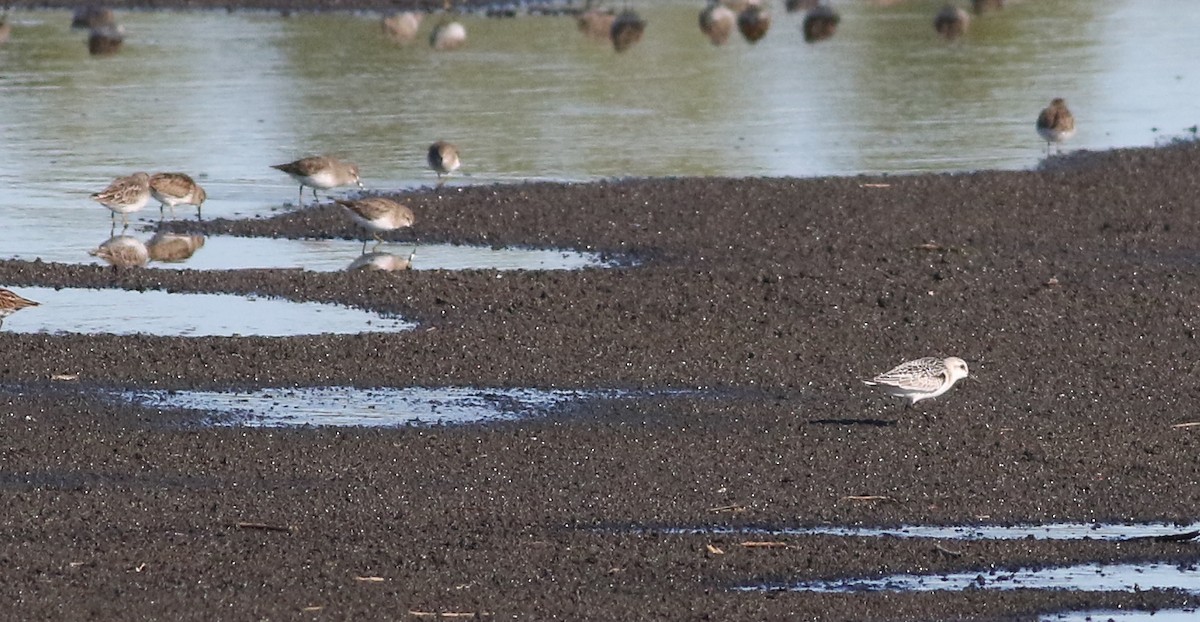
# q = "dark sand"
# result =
<box><xmin>3</xmin><ymin>143</ymin><xmax>1200</xmax><ymax>619</ymax></box>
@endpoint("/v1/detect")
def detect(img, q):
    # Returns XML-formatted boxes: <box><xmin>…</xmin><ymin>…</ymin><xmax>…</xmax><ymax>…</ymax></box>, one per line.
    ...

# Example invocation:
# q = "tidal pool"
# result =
<box><xmin>0</xmin><ymin>286</ymin><xmax>412</xmax><ymax>336</ymax></box>
<box><xmin>667</xmin><ymin>522</ymin><xmax>1200</xmax><ymax>542</ymax></box>
<box><xmin>124</xmin><ymin>386</ymin><xmax>616</xmax><ymax>426</ymax></box>
<box><xmin>4</xmin><ymin>234</ymin><xmax>614</xmax><ymax>272</ymax></box>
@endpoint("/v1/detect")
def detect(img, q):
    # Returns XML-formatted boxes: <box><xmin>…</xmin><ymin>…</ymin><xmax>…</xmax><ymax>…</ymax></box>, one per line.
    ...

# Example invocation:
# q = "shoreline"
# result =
<box><xmin>3</xmin><ymin>143</ymin><xmax>1200</xmax><ymax>619</ymax></box>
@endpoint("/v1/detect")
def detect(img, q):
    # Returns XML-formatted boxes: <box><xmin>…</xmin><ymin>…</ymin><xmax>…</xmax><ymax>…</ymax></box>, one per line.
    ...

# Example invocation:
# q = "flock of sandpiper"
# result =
<box><xmin>0</xmin><ymin>0</ymin><xmax>1081</xmax><ymax>407</ymax></box>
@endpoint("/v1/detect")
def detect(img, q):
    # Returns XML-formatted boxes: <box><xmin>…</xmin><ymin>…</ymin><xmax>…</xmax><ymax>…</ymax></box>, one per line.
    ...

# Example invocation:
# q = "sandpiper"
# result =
<box><xmin>578</xmin><ymin>8</ymin><xmax>615</xmax><ymax>41</ymax></box>
<box><xmin>610</xmin><ymin>9</ymin><xmax>645</xmax><ymax>53</ymax></box>
<box><xmin>427</xmin><ymin>141</ymin><xmax>461</xmax><ymax>185</ymax></box>
<box><xmin>699</xmin><ymin>2</ymin><xmax>736</xmax><ymax>46</ymax></box>
<box><xmin>934</xmin><ymin>5</ymin><xmax>970</xmax><ymax>40</ymax></box>
<box><xmin>0</xmin><ymin>288</ymin><xmax>39</xmax><ymax>329</ymax></box>
<box><xmin>382</xmin><ymin>11</ymin><xmax>422</xmax><ymax>45</ymax></box>
<box><xmin>863</xmin><ymin>357</ymin><xmax>970</xmax><ymax>405</ymax></box>
<box><xmin>430</xmin><ymin>20</ymin><xmax>466</xmax><ymax>50</ymax></box>
<box><xmin>1036</xmin><ymin>98</ymin><xmax>1076</xmax><ymax>155</ymax></box>
<box><xmin>271</xmin><ymin>155</ymin><xmax>363</xmax><ymax>207</ymax></box>
<box><xmin>149</xmin><ymin>172</ymin><xmax>207</xmax><ymax>219</ymax></box>
<box><xmin>802</xmin><ymin>5</ymin><xmax>840</xmax><ymax>43</ymax></box>
<box><xmin>737</xmin><ymin>4</ymin><xmax>770</xmax><ymax>43</ymax></box>
<box><xmin>91</xmin><ymin>172</ymin><xmax>150</xmax><ymax>228</ymax></box>
<box><xmin>335</xmin><ymin>197</ymin><xmax>416</xmax><ymax>252</ymax></box>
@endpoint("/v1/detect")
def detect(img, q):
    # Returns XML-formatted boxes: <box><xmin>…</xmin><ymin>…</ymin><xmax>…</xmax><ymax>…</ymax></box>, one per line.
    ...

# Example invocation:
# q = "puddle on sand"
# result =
<box><xmin>741</xmin><ymin>561</ymin><xmax>1200</xmax><ymax>595</ymax></box>
<box><xmin>1042</xmin><ymin>610</ymin><xmax>1200</xmax><ymax>622</ymax></box>
<box><xmin>125</xmin><ymin>386</ymin><xmax>614</xmax><ymax>427</ymax></box>
<box><xmin>673</xmin><ymin>522</ymin><xmax>1200</xmax><ymax>542</ymax></box>
<box><xmin>1</xmin><ymin>286</ymin><xmax>412</xmax><ymax>337</ymax></box>
<box><xmin>5</xmin><ymin>234</ymin><xmax>614</xmax><ymax>272</ymax></box>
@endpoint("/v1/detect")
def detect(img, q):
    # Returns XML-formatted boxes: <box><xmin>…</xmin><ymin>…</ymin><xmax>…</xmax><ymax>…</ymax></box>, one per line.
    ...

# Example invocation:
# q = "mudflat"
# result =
<box><xmin>2</xmin><ymin>143</ymin><xmax>1200</xmax><ymax>619</ymax></box>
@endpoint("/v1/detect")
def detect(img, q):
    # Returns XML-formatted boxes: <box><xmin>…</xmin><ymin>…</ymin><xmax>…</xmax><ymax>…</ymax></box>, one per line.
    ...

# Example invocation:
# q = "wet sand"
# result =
<box><xmin>3</xmin><ymin>143</ymin><xmax>1200</xmax><ymax>619</ymax></box>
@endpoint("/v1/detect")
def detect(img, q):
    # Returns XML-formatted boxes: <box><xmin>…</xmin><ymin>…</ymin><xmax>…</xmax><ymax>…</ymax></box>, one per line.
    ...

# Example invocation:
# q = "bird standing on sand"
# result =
<box><xmin>934</xmin><ymin>5</ymin><xmax>970</xmax><ymax>40</ymax></box>
<box><xmin>91</xmin><ymin>172</ymin><xmax>150</xmax><ymax>229</ymax></box>
<box><xmin>1036</xmin><ymin>98</ymin><xmax>1076</xmax><ymax>155</ymax></box>
<box><xmin>336</xmin><ymin>197</ymin><xmax>415</xmax><ymax>253</ymax></box>
<box><xmin>0</xmin><ymin>288</ymin><xmax>39</xmax><ymax>329</ymax></box>
<box><xmin>271</xmin><ymin>156</ymin><xmax>363</xmax><ymax>207</ymax></box>
<box><xmin>427</xmin><ymin>141</ymin><xmax>461</xmax><ymax>185</ymax></box>
<box><xmin>700</xmin><ymin>1</ymin><xmax>736</xmax><ymax>46</ymax></box>
<box><xmin>149</xmin><ymin>172</ymin><xmax>206</xmax><ymax>219</ymax></box>
<box><xmin>863</xmin><ymin>357</ymin><xmax>970</xmax><ymax>405</ymax></box>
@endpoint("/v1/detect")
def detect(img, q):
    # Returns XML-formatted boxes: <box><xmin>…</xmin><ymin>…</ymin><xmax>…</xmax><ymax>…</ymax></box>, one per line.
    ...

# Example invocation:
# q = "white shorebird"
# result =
<box><xmin>863</xmin><ymin>356</ymin><xmax>970</xmax><ymax>405</ymax></box>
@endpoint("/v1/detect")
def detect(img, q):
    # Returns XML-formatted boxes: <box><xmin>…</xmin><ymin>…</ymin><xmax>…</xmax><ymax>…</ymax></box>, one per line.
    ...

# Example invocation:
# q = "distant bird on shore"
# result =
<box><xmin>610</xmin><ymin>9</ymin><xmax>645</xmax><ymax>52</ymax></box>
<box><xmin>146</xmin><ymin>232</ymin><xmax>206</xmax><ymax>262</ymax></box>
<box><xmin>71</xmin><ymin>6</ymin><xmax>116</xmax><ymax>30</ymax></box>
<box><xmin>699</xmin><ymin>2</ymin><xmax>736</xmax><ymax>46</ymax></box>
<box><xmin>149</xmin><ymin>172</ymin><xmax>206</xmax><ymax>219</ymax></box>
<box><xmin>91</xmin><ymin>172</ymin><xmax>150</xmax><ymax>229</ymax></box>
<box><xmin>89</xmin><ymin>235</ymin><xmax>150</xmax><ymax>268</ymax></box>
<box><xmin>737</xmin><ymin>4</ymin><xmax>770</xmax><ymax>43</ymax></box>
<box><xmin>863</xmin><ymin>356</ymin><xmax>970</xmax><ymax>405</ymax></box>
<box><xmin>1036</xmin><ymin>98</ymin><xmax>1076</xmax><ymax>154</ymax></box>
<box><xmin>577</xmin><ymin>7</ymin><xmax>616</xmax><ymax>41</ymax></box>
<box><xmin>0</xmin><ymin>288</ymin><xmax>39</xmax><ymax>329</ymax></box>
<box><xmin>348</xmin><ymin>250</ymin><xmax>416</xmax><ymax>272</ymax></box>
<box><xmin>934</xmin><ymin>5</ymin><xmax>970</xmax><ymax>40</ymax></box>
<box><xmin>336</xmin><ymin>197</ymin><xmax>415</xmax><ymax>253</ymax></box>
<box><xmin>381</xmin><ymin>11</ymin><xmax>422</xmax><ymax>45</ymax></box>
<box><xmin>972</xmin><ymin>0</ymin><xmax>1003</xmax><ymax>14</ymax></box>
<box><xmin>427</xmin><ymin>141</ymin><xmax>461</xmax><ymax>184</ymax></box>
<box><xmin>802</xmin><ymin>5</ymin><xmax>839</xmax><ymax>43</ymax></box>
<box><xmin>272</xmin><ymin>155</ymin><xmax>362</xmax><ymax>207</ymax></box>
<box><xmin>430</xmin><ymin>20</ymin><xmax>466</xmax><ymax>50</ymax></box>
<box><xmin>87</xmin><ymin>24</ymin><xmax>124</xmax><ymax>56</ymax></box>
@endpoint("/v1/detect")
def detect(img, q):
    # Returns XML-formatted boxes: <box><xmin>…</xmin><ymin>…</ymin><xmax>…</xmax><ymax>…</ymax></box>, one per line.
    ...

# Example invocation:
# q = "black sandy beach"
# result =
<box><xmin>3</xmin><ymin>143</ymin><xmax>1200</xmax><ymax>619</ymax></box>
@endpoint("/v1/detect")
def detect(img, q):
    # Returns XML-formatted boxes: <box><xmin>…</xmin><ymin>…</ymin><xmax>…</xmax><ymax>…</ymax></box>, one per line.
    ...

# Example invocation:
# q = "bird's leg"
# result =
<box><xmin>297</xmin><ymin>185</ymin><xmax>304</xmax><ymax>208</ymax></box>
<box><xmin>361</xmin><ymin>239</ymin><xmax>368</xmax><ymax>254</ymax></box>
<box><xmin>311</xmin><ymin>187</ymin><xmax>320</xmax><ymax>205</ymax></box>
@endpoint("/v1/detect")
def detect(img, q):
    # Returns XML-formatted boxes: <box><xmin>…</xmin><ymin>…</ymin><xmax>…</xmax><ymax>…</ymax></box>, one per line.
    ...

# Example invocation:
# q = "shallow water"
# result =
<box><xmin>1</xmin><ymin>0</ymin><xmax>1198</xmax><ymax>268</ymax></box>
<box><xmin>124</xmin><ymin>386</ymin><xmax>614</xmax><ymax>426</ymax></box>
<box><xmin>1</xmin><ymin>286</ymin><xmax>412</xmax><ymax>336</ymax></box>
<box><xmin>742</xmin><ymin>561</ymin><xmax>1200</xmax><ymax>595</ymax></box>
<box><xmin>5</xmin><ymin>233</ymin><xmax>613</xmax><ymax>271</ymax></box>
<box><xmin>1042</xmin><ymin>610</ymin><xmax>1200</xmax><ymax>622</ymax></box>
<box><xmin>669</xmin><ymin>522</ymin><xmax>1200</xmax><ymax>542</ymax></box>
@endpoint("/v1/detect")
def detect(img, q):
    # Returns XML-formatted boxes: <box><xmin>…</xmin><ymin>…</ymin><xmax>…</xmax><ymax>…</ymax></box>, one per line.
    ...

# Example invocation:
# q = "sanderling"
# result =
<box><xmin>610</xmin><ymin>9</ymin><xmax>646</xmax><ymax>53</ymax></box>
<box><xmin>149</xmin><ymin>172</ymin><xmax>207</xmax><ymax>219</ymax></box>
<box><xmin>427</xmin><ymin>141</ymin><xmax>461</xmax><ymax>185</ymax></box>
<box><xmin>700</xmin><ymin>2</ymin><xmax>736</xmax><ymax>46</ymax></box>
<box><xmin>737</xmin><ymin>4</ymin><xmax>770</xmax><ymax>43</ymax></box>
<box><xmin>381</xmin><ymin>11</ymin><xmax>422</xmax><ymax>45</ymax></box>
<box><xmin>863</xmin><ymin>356</ymin><xmax>970</xmax><ymax>405</ymax></box>
<box><xmin>335</xmin><ymin>197</ymin><xmax>415</xmax><ymax>253</ymax></box>
<box><xmin>272</xmin><ymin>155</ymin><xmax>363</xmax><ymax>208</ymax></box>
<box><xmin>430</xmin><ymin>20</ymin><xmax>466</xmax><ymax>51</ymax></box>
<box><xmin>0</xmin><ymin>288</ymin><xmax>39</xmax><ymax>329</ymax></box>
<box><xmin>1036</xmin><ymin>98</ymin><xmax>1076</xmax><ymax>155</ymax></box>
<box><xmin>802</xmin><ymin>5</ymin><xmax>840</xmax><ymax>43</ymax></box>
<box><xmin>91</xmin><ymin>172</ymin><xmax>150</xmax><ymax>228</ymax></box>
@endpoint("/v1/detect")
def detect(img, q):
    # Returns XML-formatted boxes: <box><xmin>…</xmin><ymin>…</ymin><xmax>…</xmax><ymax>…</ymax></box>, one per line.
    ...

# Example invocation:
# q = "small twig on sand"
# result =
<box><xmin>1172</xmin><ymin>422</ymin><xmax>1200</xmax><ymax>429</ymax></box>
<box><xmin>409</xmin><ymin>612</ymin><xmax>486</xmax><ymax>619</ymax></box>
<box><xmin>740</xmin><ymin>541</ymin><xmax>790</xmax><ymax>549</ymax></box>
<box><xmin>705</xmin><ymin>543</ymin><xmax>725</xmax><ymax>555</ymax></box>
<box><xmin>933</xmin><ymin>543</ymin><xmax>963</xmax><ymax>557</ymax></box>
<box><xmin>840</xmin><ymin>495</ymin><xmax>892</xmax><ymax>502</ymax></box>
<box><xmin>234</xmin><ymin>521</ymin><xmax>295</xmax><ymax>533</ymax></box>
<box><xmin>355</xmin><ymin>576</ymin><xmax>386</xmax><ymax>582</ymax></box>
<box><xmin>708</xmin><ymin>504</ymin><xmax>747</xmax><ymax>513</ymax></box>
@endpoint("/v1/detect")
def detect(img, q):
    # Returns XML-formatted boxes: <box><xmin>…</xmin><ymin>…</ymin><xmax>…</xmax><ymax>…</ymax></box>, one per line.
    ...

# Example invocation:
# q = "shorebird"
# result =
<box><xmin>802</xmin><ymin>5</ymin><xmax>840</xmax><ymax>43</ymax></box>
<box><xmin>271</xmin><ymin>155</ymin><xmax>363</xmax><ymax>207</ymax></box>
<box><xmin>89</xmin><ymin>235</ymin><xmax>150</xmax><ymax>268</ymax></box>
<box><xmin>934</xmin><ymin>5</ymin><xmax>970</xmax><ymax>40</ymax></box>
<box><xmin>1036</xmin><ymin>98</ymin><xmax>1076</xmax><ymax>155</ymax></box>
<box><xmin>149</xmin><ymin>172</ymin><xmax>206</xmax><ymax>219</ymax></box>
<box><xmin>578</xmin><ymin>7</ymin><xmax>616</xmax><ymax>41</ymax></box>
<box><xmin>381</xmin><ymin>11</ymin><xmax>422</xmax><ymax>45</ymax></box>
<box><xmin>737</xmin><ymin>3</ymin><xmax>770</xmax><ymax>43</ymax></box>
<box><xmin>87</xmin><ymin>24</ymin><xmax>124</xmax><ymax>56</ymax></box>
<box><xmin>146</xmin><ymin>232</ymin><xmax>206</xmax><ymax>262</ymax></box>
<box><xmin>863</xmin><ymin>357</ymin><xmax>970</xmax><ymax>405</ymax></box>
<box><xmin>699</xmin><ymin>1</ymin><xmax>736</xmax><ymax>46</ymax></box>
<box><xmin>427</xmin><ymin>141</ymin><xmax>461</xmax><ymax>185</ymax></box>
<box><xmin>335</xmin><ymin>197</ymin><xmax>416</xmax><ymax>253</ymax></box>
<box><xmin>0</xmin><ymin>288</ymin><xmax>39</xmax><ymax>329</ymax></box>
<box><xmin>91</xmin><ymin>172</ymin><xmax>150</xmax><ymax>229</ymax></box>
<box><xmin>430</xmin><ymin>20</ymin><xmax>466</xmax><ymax>50</ymax></box>
<box><xmin>609</xmin><ymin>9</ymin><xmax>645</xmax><ymax>53</ymax></box>
<box><xmin>348</xmin><ymin>249</ymin><xmax>416</xmax><ymax>272</ymax></box>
